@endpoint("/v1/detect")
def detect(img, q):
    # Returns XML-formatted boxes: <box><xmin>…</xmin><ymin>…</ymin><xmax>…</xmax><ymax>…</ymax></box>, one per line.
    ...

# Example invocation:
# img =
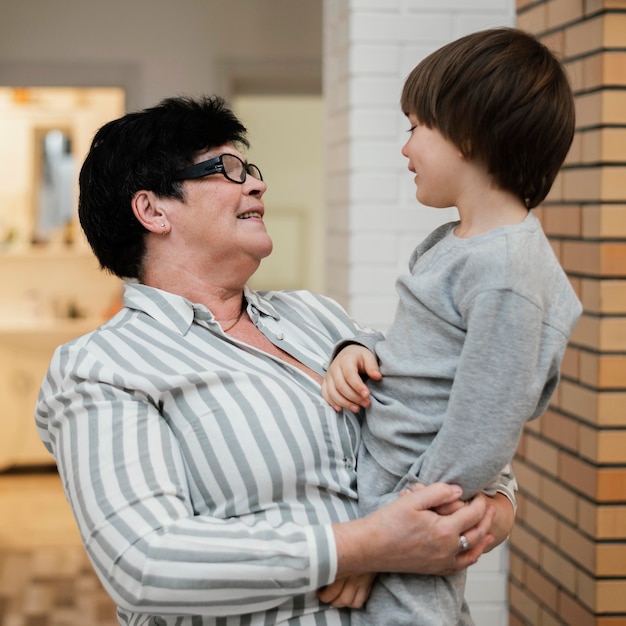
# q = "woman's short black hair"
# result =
<box><xmin>78</xmin><ymin>95</ymin><xmax>248</xmax><ymax>279</ymax></box>
<box><xmin>401</xmin><ymin>28</ymin><xmax>575</xmax><ymax>208</ymax></box>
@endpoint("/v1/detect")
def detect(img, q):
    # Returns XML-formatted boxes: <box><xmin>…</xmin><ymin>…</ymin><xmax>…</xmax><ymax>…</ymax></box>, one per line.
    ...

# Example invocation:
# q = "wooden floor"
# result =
<box><xmin>0</xmin><ymin>467</ymin><xmax>118</xmax><ymax>625</ymax></box>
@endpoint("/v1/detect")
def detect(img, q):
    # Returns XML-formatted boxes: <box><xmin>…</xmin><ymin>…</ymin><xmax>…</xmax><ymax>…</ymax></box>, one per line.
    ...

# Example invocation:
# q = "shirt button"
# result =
<box><xmin>345</xmin><ymin>457</ymin><xmax>355</xmax><ymax>469</ymax></box>
<box><xmin>322</xmin><ymin>362</ymin><xmax>329</xmax><ymax>371</ymax></box>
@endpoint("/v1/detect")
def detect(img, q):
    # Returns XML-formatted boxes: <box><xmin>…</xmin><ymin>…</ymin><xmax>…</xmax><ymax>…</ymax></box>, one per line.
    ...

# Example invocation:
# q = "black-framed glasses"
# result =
<box><xmin>173</xmin><ymin>153</ymin><xmax>263</xmax><ymax>184</ymax></box>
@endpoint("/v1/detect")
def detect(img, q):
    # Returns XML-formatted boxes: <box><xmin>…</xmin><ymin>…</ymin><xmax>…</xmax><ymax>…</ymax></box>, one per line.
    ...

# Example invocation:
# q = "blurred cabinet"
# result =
<box><xmin>0</xmin><ymin>248</ymin><xmax>122</xmax><ymax>471</ymax></box>
<box><xmin>0</xmin><ymin>321</ymin><xmax>103</xmax><ymax>470</ymax></box>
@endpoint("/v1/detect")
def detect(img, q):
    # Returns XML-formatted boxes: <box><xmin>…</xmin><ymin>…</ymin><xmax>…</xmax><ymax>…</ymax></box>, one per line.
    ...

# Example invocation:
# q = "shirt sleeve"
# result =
<box><xmin>36</xmin><ymin>343</ymin><xmax>337</xmax><ymax>616</ymax></box>
<box><xmin>482</xmin><ymin>463</ymin><xmax>518</xmax><ymax>510</ymax></box>
<box><xmin>410</xmin><ymin>288</ymin><xmax>566</xmax><ymax>500</ymax></box>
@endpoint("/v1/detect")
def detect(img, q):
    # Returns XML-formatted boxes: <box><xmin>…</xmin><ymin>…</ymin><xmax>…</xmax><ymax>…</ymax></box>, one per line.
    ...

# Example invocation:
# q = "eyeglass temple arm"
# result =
<box><xmin>173</xmin><ymin>157</ymin><xmax>222</xmax><ymax>180</ymax></box>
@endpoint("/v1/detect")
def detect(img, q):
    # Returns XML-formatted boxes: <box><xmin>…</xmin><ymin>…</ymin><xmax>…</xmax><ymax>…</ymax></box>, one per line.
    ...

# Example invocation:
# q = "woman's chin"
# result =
<box><xmin>257</xmin><ymin>237</ymin><xmax>274</xmax><ymax>260</ymax></box>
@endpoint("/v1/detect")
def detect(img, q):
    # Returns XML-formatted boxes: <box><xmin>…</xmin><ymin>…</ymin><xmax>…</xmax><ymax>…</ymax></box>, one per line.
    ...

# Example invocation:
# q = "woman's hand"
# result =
<box><xmin>406</xmin><ymin>484</ymin><xmax>515</xmax><ymax>555</ymax></box>
<box><xmin>321</xmin><ymin>344</ymin><xmax>382</xmax><ymax>413</ymax></box>
<box><xmin>320</xmin><ymin>489</ymin><xmax>514</xmax><ymax>608</ymax></box>
<box><xmin>333</xmin><ymin>482</ymin><xmax>495</xmax><ymax>579</ymax></box>
<box><xmin>317</xmin><ymin>573</ymin><xmax>376</xmax><ymax>608</ymax></box>
<box><xmin>428</xmin><ymin>490</ymin><xmax>515</xmax><ymax>553</ymax></box>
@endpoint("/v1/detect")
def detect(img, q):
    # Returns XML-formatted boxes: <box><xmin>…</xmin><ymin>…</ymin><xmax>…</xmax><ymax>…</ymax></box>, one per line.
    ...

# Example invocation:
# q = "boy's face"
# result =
<box><xmin>401</xmin><ymin>114</ymin><xmax>468</xmax><ymax>209</ymax></box>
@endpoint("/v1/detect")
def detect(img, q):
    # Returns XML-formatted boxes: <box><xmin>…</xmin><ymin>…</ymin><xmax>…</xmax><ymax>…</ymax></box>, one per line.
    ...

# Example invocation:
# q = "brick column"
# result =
<box><xmin>509</xmin><ymin>2</ymin><xmax>626</xmax><ymax>625</ymax></box>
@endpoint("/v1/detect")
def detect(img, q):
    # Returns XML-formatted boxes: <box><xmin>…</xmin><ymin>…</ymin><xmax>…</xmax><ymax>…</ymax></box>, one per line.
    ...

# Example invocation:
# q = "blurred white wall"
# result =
<box><xmin>323</xmin><ymin>2</ymin><xmax>516</xmax><ymax>624</ymax></box>
<box><xmin>235</xmin><ymin>95</ymin><xmax>325</xmax><ymax>293</ymax></box>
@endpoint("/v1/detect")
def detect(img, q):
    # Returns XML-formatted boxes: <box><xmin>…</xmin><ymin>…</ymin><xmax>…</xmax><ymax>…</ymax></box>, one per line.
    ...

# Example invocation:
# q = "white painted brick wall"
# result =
<box><xmin>323</xmin><ymin>1</ymin><xmax>515</xmax><ymax>624</ymax></box>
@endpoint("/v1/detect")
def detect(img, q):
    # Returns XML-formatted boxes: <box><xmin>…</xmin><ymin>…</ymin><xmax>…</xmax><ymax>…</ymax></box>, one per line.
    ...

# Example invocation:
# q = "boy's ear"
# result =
<box><xmin>132</xmin><ymin>190</ymin><xmax>170</xmax><ymax>235</ymax></box>
<box><xmin>458</xmin><ymin>139</ymin><xmax>472</xmax><ymax>159</ymax></box>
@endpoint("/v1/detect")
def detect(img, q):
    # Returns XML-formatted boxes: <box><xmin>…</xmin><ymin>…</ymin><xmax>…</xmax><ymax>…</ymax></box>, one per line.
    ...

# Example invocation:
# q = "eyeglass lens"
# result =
<box><xmin>174</xmin><ymin>153</ymin><xmax>263</xmax><ymax>183</ymax></box>
<box><xmin>221</xmin><ymin>154</ymin><xmax>262</xmax><ymax>183</ymax></box>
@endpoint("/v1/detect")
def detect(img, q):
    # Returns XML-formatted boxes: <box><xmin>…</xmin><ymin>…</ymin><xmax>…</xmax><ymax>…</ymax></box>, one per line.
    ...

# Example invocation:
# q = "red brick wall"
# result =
<box><xmin>510</xmin><ymin>1</ymin><xmax>626</xmax><ymax>625</ymax></box>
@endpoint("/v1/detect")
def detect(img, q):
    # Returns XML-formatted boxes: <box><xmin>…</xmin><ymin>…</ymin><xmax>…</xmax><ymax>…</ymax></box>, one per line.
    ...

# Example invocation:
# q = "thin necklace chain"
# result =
<box><xmin>220</xmin><ymin>300</ymin><xmax>246</xmax><ymax>333</ymax></box>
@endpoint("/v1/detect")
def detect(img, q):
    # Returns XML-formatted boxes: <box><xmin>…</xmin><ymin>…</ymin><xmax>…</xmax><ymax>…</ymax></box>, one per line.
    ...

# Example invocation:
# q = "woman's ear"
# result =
<box><xmin>132</xmin><ymin>190</ymin><xmax>170</xmax><ymax>235</ymax></box>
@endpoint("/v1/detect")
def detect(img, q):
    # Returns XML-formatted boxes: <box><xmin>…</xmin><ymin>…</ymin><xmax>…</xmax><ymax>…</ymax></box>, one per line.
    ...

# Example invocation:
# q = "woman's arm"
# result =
<box><xmin>333</xmin><ymin>483</ymin><xmax>495</xmax><ymax>578</ymax></box>
<box><xmin>483</xmin><ymin>492</ymin><xmax>515</xmax><ymax>550</ymax></box>
<box><xmin>38</xmin><ymin>344</ymin><xmax>341</xmax><ymax>616</ymax></box>
<box><xmin>320</xmin><ymin>486</ymin><xmax>510</xmax><ymax>608</ymax></box>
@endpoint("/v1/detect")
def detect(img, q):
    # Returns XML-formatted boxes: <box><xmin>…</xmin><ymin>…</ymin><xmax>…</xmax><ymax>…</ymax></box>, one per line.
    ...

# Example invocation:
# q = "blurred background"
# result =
<box><xmin>2</xmin><ymin>2</ymin><xmax>624</xmax><ymax>625</ymax></box>
<box><xmin>0</xmin><ymin>0</ymin><xmax>327</xmax><ymax>473</ymax></box>
<box><xmin>0</xmin><ymin>4</ymin><xmax>327</xmax><ymax>623</ymax></box>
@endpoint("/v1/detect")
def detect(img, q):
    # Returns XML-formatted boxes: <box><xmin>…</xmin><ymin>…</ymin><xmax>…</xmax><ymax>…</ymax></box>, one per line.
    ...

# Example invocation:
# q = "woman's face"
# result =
<box><xmin>170</xmin><ymin>144</ymin><xmax>273</xmax><ymax>272</ymax></box>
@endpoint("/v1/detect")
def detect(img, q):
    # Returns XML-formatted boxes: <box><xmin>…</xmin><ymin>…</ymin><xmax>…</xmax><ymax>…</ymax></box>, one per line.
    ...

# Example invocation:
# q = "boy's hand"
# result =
<box><xmin>317</xmin><ymin>573</ymin><xmax>376</xmax><ymax>608</ymax></box>
<box><xmin>321</xmin><ymin>344</ymin><xmax>382</xmax><ymax>413</ymax></box>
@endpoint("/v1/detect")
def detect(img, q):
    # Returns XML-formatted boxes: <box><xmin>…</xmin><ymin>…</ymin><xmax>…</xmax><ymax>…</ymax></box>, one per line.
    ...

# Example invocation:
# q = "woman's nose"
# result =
<box><xmin>246</xmin><ymin>176</ymin><xmax>266</xmax><ymax>197</ymax></box>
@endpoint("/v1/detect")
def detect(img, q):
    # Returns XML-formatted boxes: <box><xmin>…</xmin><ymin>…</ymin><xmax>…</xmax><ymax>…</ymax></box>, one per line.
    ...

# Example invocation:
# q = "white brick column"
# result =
<box><xmin>323</xmin><ymin>1</ymin><xmax>515</xmax><ymax>624</ymax></box>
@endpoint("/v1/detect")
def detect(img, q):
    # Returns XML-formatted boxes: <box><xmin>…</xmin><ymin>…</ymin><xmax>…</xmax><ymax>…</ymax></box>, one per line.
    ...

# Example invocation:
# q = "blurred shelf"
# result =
<box><xmin>0</xmin><ymin>318</ymin><xmax>101</xmax><ymax>352</ymax></box>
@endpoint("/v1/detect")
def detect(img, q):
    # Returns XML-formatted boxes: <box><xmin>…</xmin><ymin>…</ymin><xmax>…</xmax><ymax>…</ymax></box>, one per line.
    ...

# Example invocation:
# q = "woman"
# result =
<box><xmin>36</xmin><ymin>95</ymin><xmax>515</xmax><ymax>625</ymax></box>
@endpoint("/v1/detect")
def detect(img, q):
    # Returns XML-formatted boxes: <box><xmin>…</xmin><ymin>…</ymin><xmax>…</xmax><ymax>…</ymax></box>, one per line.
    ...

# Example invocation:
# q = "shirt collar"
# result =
<box><xmin>123</xmin><ymin>282</ymin><xmax>281</xmax><ymax>335</ymax></box>
<box><xmin>243</xmin><ymin>286</ymin><xmax>281</xmax><ymax>320</ymax></box>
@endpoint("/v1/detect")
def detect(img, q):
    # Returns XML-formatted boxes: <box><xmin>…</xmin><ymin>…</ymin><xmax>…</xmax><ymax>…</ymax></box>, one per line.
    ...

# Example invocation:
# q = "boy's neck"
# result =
<box><xmin>454</xmin><ymin>188</ymin><xmax>529</xmax><ymax>238</ymax></box>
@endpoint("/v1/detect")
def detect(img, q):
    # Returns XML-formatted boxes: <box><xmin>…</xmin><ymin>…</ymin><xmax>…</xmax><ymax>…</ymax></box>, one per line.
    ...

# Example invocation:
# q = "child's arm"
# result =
<box><xmin>321</xmin><ymin>344</ymin><xmax>382</xmax><ymax>413</ymax></box>
<box><xmin>317</xmin><ymin>573</ymin><xmax>376</xmax><ymax>608</ymax></box>
<box><xmin>409</xmin><ymin>289</ymin><xmax>569</xmax><ymax>499</ymax></box>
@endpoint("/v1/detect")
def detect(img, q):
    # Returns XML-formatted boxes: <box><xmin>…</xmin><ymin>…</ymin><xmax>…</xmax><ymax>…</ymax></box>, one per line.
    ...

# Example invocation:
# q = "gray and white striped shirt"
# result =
<box><xmin>36</xmin><ymin>282</ymin><xmax>516</xmax><ymax>625</ymax></box>
<box><xmin>36</xmin><ymin>283</ymin><xmax>370</xmax><ymax>625</ymax></box>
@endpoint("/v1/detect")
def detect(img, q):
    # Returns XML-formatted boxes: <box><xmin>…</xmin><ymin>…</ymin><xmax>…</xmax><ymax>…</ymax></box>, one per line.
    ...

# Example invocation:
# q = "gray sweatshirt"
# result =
<box><xmin>356</xmin><ymin>212</ymin><xmax>581</xmax><ymax>500</ymax></box>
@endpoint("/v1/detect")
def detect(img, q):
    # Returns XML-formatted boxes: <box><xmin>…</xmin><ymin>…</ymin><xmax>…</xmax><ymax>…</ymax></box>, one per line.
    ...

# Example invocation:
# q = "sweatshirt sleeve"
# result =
<box><xmin>411</xmin><ymin>288</ymin><xmax>568</xmax><ymax>500</ymax></box>
<box><xmin>330</xmin><ymin>332</ymin><xmax>384</xmax><ymax>363</ymax></box>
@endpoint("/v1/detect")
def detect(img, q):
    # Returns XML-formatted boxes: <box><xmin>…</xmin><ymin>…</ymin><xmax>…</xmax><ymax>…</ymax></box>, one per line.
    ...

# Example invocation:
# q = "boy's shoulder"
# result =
<box><xmin>410</xmin><ymin>221</ymin><xmax>458</xmax><ymax>261</ymax></box>
<box><xmin>411</xmin><ymin>213</ymin><xmax>562</xmax><ymax>282</ymax></box>
<box><xmin>458</xmin><ymin>216</ymin><xmax>580</xmax><ymax>320</ymax></box>
<box><xmin>461</xmin><ymin>215</ymin><xmax>562</xmax><ymax>278</ymax></box>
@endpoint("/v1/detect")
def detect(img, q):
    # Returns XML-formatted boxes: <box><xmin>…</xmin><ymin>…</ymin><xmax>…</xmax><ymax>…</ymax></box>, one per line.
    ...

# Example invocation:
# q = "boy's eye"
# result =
<box><xmin>407</xmin><ymin>125</ymin><xmax>417</xmax><ymax>133</ymax></box>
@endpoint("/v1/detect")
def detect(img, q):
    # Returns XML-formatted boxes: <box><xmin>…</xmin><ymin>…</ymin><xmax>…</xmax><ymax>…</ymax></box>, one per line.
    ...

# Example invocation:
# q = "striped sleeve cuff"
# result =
<box><xmin>305</xmin><ymin>524</ymin><xmax>338</xmax><ymax>589</ymax></box>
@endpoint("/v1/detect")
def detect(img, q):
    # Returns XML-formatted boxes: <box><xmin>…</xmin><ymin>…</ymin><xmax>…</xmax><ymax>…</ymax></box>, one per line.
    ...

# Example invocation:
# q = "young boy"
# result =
<box><xmin>321</xmin><ymin>28</ymin><xmax>582</xmax><ymax>625</ymax></box>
